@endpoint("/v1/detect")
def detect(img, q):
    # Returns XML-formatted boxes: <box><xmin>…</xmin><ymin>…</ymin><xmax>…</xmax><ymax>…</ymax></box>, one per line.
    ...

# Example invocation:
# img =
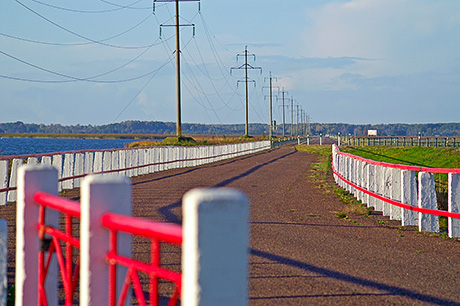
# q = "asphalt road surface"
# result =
<box><xmin>2</xmin><ymin>145</ymin><xmax>460</xmax><ymax>305</ymax></box>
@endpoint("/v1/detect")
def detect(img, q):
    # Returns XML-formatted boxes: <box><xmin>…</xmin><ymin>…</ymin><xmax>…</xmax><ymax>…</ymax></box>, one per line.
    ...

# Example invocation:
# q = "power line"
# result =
<box><xmin>30</xmin><ymin>0</ymin><xmax>149</xmax><ymax>13</ymax></box>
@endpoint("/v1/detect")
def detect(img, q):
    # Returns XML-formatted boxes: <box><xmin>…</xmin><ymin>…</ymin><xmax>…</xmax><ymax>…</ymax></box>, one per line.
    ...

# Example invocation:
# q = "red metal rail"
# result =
<box><xmin>33</xmin><ymin>191</ymin><xmax>81</xmax><ymax>306</ymax></box>
<box><xmin>332</xmin><ymin>167</ymin><xmax>460</xmax><ymax>219</ymax></box>
<box><xmin>335</xmin><ymin>145</ymin><xmax>460</xmax><ymax>174</ymax></box>
<box><xmin>101</xmin><ymin>213</ymin><xmax>183</xmax><ymax>306</ymax></box>
<box><xmin>332</xmin><ymin>145</ymin><xmax>460</xmax><ymax>219</ymax></box>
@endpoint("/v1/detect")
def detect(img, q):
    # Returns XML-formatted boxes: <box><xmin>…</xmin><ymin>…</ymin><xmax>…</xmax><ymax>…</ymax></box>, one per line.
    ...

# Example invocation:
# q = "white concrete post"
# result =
<box><xmin>52</xmin><ymin>155</ymin><xmax>63</xmax><ymax>192</ymax></box>
<box><xmin>418</xmin><ymin>172</ymin><xmax>440</xmax><ymax>232</ymax></box>
<box><xmin>85</xmin><ymin>152</ymin><xmax>94</xmax><ymax>175</ymax></box>
<box><xmin>41</xmin><ymin>156</ymin><xmax>52</xmax><ymax>166</ymax></box>
<box><xmin>74</xmin><ymin>153</ymin><xmax>85</xmax><ymax>188</ymax></box>
<box><xmin>7</xmin><ymin>158</ymin><xmax>24</xmax><ymax>202</ymax></box>
<box><xmin>331</xmin><ymin>146</ymin><xmax>337</xmax><ymax>183</ymax></box>
<box><xmin>361</xmin><ymin>162</ymin><xmax>368</xmax><ymax>205</ymax></box>
<box><xmin>27</xmin><ymin>157</ymin><xmax>39</xmax><ymax>166</ymax></box>
<box><xmin>62</xmin><ymin>153</ymin><xmax>75</xmax><ymax>190</ymax></box>
<box><xmin>111</xmin><ymin>151</ymin><xmax>119</xmax><ymax>175</ymax></box>
<box><xmin>382</xmin><ymin>167</ymin><xmax>392</xmax><ymax>217</ymax></box>
<box><xmin>137</xmin><ymin>149</ymin><xmax>144</xmax><ymax>175</ymax></box>
<box><xmin>182</xmin><ymin>188</ymin><xmax>249</xmax><ymax>306</ymax></box>
<box><xmin>0</xmin><ymin>160</ymin><xmax>8</xmax><ymax>205</ymax></box>
<box><xmin>345</xmin><ymin>156</ymin><xmax>351</xmax><ymax>193</ymax></box>
<box><xmin>132</xmin><ymin>150</ymin><xmax>139</xmax><ymax>176</ymax></box>
<box><xmin>80</xmin><ymin>175</ymin><xmax>131</xmax><ymax>306</ymax></box>
<box><xmin>374</xmin><ymin>165</ymin><xmax>384</xmax><ymax>212</ymax></box>
<box><xmin>102</xmin><ymin>151</ymin><xmax>112</xmax><ymax>173</ymax></box>
<box><xmin>0</xmin><ymin>220</ymin><xmax>6</xmax><ymax>306</ymax></box>
<box><xmin>367</xmin><ymin>163</ymin><xmax>377</xmax><ymax>208</ymax></box>
<box><xmin>118</xmin><ymin>150</ymin><xmax>127</xmax><ymax>177</ymax></box>
<box><xmin>390</xmin><ymin>168</ymin><xmax>402</xmax><ymax>221</ymax></box>
<box><xmin>448</xmin><ymin>173</ymin><xmax>460</xmax><ymax>238</ymax></box>
<box><xmin>93</xmin><ymin>152</ymin><xmax>103</xmax><ymax>174</ymax></box>
<box><xmin>16</xmin><ymin>165</ymin><xmax>58</xmax><ymax>306</ymax></box>
<box><xmin>401</xmin><ymin>170</ymin><xmax>418</xmax><ymax>226</ymax></box>
<box><xmin>356</xmin><ymin>160</ymin><xmax>362</xmax><ymax>201</ymax></box>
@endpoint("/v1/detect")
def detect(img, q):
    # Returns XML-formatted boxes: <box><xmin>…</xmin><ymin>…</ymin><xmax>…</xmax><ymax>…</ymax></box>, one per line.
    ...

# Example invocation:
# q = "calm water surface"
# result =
<box><xmin>0</xmin><ymin>138</ymin><xmax>148</xmax><ymax>156</ymax></box>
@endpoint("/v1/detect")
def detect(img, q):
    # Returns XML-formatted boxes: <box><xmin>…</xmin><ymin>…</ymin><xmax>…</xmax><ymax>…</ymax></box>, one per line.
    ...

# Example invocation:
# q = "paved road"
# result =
<box><xmin>2</xmin><ymin>146</ymin><xmax>460</xmax><ymax>305</ymax></box>
<box><xmin>126</xmin><ymin>146</ymin><xmax>460</xmax><ymax>305</ymax></box>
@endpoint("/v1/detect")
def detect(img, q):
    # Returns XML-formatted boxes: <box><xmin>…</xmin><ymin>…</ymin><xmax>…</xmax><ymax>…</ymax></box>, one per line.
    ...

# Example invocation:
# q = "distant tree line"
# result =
<box><xmin>0</xmin><ymin>121</ymin><xmax>459</xmax><ymax>137</ymax></box>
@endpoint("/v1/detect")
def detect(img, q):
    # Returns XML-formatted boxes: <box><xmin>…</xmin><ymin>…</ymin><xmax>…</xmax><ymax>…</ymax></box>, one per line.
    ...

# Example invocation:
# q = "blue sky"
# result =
<box><xmin>1</xmin><ymin>0</ymin><xmax>460</xmax><ymax>126</ymax></box>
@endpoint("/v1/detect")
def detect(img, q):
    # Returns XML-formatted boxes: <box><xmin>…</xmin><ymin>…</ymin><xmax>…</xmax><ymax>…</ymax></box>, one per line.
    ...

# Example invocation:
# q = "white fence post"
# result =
<box><xmin>390</xmin><ymin>168</ymin><xmax>402</xmax><ymax>220</ymax></box>
<box><xmin>102</xmin><ymin>151</ymin><xmax>112</xmax><ymax>173</ymax></box>
<box><xmin>62</xmin><ymin>153</ymin><xmax>75</xmax><ymax>190</ymax></box>
<box><xmin>52</xmin><ymin>155</ymin><xmax>63</xmax><ymax>192</ymax></box>
<box><xmin>448</xmin><ymin>173</ymin><xmax>460</xmax><ymax>238</ymax></box>
<box><xmin>85</xmin><ymin>152</ymin><xmax>94</xmax><ymax>176</ymax></box>
<box><xmin>0</xmin><ymin>160</ymin><xmax>8</xmax><ymax>205</ymax></box>
<box><xmin>7</xmin><ymin>158</ymin><xmax>23</xmax><ymax>202</ymax></box>
<box><xmin>16</xmin><ymin>165</ymin><xmax>58</xmax><ymax>306</ymax></box>
<box><xmin>401</xmin><ymin>170</ymin><xmax>418</xmax><ymax>226</ymax></box>
<box><xmin>382</xmin><ymin>167</ymin><xmax>392</xmax><ymax>217</ymax></box>
<box><xmin>0</xmin><ymin>220</ymin><xmax>6</xmax><ymax>306</ymax></box>
<box><xmin>182</xmin><ymin>188</ymin><xmax>249</xmax><ymax>306</ymax></box>
<box><xmin>418</xmin><ymin>172</ymin><xmax>439</xmax><ymax>232</ymax></box>
<box><xmin>74</xmin><ymin>153</ymin><xmax>85</xmax><ymax>188</ymax></box>
<box><xmin>80</xmin><ymin>175</ymin><xmax>131</xmax><ymax>306</ymax></box>
<box><xmin>93</xmin><ymin>152</ymin><xmax>103</xmax><ymax>174</ymax></box>
<box><xmin>374</xmin><ymin>165</ymin><xmax>384</xmax><ymax>212</ymax></box>
<box><xmin>367</xmin><ymin>163</ymin><xmax>376</xmax><ymax>209</ymax></box>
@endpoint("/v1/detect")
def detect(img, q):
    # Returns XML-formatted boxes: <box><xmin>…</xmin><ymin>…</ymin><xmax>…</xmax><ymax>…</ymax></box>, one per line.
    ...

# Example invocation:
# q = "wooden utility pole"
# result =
<box><xmin>231</xmin><ymin>46</ymin><xmax>262</xmax><ymax>136</ymax></box>
<box><xmin>279</xmin><ymin>88</ymin><xmax>289</xmax><ymax>137</ymax></box>
<box><xmin>155</xmin><ymin>0</ymin><xmax>199</xmax><ymax>137</ymax></box>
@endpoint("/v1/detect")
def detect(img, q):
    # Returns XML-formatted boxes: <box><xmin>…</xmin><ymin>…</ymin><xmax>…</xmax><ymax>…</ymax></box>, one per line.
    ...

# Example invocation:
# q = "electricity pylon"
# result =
<box><xmin>231</xmin><ymin>46</ymin><xmax>262</xmax><ymax>136</ymax></box>
<box><xmin>155</xmin><ymin>0</ymin><xmax>199</xmax><ymax>137</ymax></box>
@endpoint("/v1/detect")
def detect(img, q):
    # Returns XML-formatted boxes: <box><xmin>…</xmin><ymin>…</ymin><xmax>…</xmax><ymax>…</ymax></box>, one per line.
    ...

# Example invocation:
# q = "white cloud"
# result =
<box><xmin>303</xmin><ymin>0</ymin><xmax>460</xmax><ymax>77</ymax></box>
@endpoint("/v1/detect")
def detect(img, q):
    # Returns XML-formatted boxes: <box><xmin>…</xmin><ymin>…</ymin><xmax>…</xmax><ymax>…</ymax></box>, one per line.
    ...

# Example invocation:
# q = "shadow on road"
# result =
<box><xmin>158</xmin><ymin>149</ymin><xmax>297</xmax><ymax>224</ymax></box>
<box><xmin>250</xmin><ymin>248</ymin><xmax>460</xmax><ymax>306</ymax></box>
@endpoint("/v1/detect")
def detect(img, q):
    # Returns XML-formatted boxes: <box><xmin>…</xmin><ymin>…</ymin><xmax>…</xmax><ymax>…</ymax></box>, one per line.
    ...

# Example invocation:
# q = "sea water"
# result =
<box><xmin>0</xmin><ymin>137</ymin><xmax>148</xmax><ymax>157</ymax></box>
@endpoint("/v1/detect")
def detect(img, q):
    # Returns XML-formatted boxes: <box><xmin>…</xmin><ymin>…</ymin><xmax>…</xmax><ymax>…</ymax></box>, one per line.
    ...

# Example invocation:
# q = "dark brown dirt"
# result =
<box><xmin>2</xmin><ymin>146</ymin><xmax>460</xmax><ymax>305</ymax></box>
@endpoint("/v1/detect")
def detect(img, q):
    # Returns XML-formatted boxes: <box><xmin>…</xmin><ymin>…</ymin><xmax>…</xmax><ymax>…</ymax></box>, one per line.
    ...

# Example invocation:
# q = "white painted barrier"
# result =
<box><xmin>332</xmin><ymin>145</ymin><xmax>460</xmax><ymax>237</ymax></box>
<box><xmin>0</xmin><ymin>141</ymin><xmax>270</xmax><ymax>205</ymax></box>
<box><xmin>182</xmin><ymin>188</ymin><xmax>249</xmax><ymax>306</ymax></box>
<box><xmin>80</xmin><ymin>175</ymin><xmax>131</xmax><ymax>306</ymax></box>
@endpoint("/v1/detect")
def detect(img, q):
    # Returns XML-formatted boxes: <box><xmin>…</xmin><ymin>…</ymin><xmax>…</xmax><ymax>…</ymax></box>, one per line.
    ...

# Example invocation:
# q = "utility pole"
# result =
<box><xmin>231</xmin><ymin>46</ymin><xmax>262</xmax><ymax>137</ymax></box>
<box><xmin>263</xmin><ymin>72</ymin><xmax>278</xmax><ymax>141</ymax></box>
<box><xmin>296</xmin><ymin>105</ymin><xmax>300</xmax><ymax>136</ymax></box>
<box><xmin>290</xmin><ymin>97</ymin><xmax>294</xmax><ymax>138</ymax></box>
<box><xmin>155</xmin><ymin>0</ymin><xmax>199</xmax><ymax>138</ymax></box>
<box><xmin>278</xmin><ymin>88</ymin><xmax>289</xmax><ymax>137</ymax></box>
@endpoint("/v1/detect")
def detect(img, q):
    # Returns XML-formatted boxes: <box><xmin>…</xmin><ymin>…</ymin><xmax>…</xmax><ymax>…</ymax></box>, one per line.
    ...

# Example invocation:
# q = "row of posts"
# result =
<box><xmin>336</xmin><ymin>135</ymin><xmax>459</xmax><ymax>147</ymax></box>
<box><xmin>332</xmin><ymin>145</ymin><xmax>460</xmax><ymax>237</ymax></box>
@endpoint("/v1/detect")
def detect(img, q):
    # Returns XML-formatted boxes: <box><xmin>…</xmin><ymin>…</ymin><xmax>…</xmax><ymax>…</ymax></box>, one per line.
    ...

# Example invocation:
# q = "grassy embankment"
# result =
<box><xmin>127</xmin><ymin>135</ymin><xmax>268</xmax><ymax>147</ymax></box>
<box><xmin>296</xmin><ymin>145</ymin><xmax>460</xmax><ymax>232</ymax></box>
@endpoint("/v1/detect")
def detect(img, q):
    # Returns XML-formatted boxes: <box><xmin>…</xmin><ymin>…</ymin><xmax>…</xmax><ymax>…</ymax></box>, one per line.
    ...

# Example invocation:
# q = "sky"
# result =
<box><xmin>1</xmin><ymin>0</ymin><xmax>460</xmax><ymax>126</ymax></box>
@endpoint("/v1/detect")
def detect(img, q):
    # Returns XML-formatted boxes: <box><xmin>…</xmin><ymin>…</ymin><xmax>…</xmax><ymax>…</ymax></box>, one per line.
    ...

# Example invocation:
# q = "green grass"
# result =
<box><xmin>340</xmin><ymin>146</ymin><xmax>460</xmax><ymax>169</ymax></box>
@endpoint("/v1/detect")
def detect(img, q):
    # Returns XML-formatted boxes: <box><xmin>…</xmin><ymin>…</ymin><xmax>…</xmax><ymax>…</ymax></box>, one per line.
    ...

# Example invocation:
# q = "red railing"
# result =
<box><xmin>102</xmin><ymin>213</ymin><xmax>182</xmax><ymax>306</ymax></box>
<box><xmin>34</xmin><ymin>191</ymin><xmax>81</xmax><ymax>306</ymax></box>
<box><xmin>333</xmin><ymin>145</ymin><xmax>460</xmax><ymax>220</ymax></box>
<box><xmin>33</xmin><ymin>191</ymin><xmax>183</xmax><ymax>306</ymax></box>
